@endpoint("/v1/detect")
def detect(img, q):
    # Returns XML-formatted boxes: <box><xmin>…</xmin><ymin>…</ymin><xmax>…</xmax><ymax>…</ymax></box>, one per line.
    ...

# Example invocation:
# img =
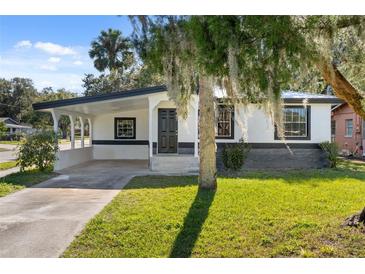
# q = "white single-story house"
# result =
<box><xmin>32</xmin><ymin>85</ymin><xmax>342</xmax><ymax>172</ymax></box>
<box><xmin>0</xmin><ymin>117</ymin><xmax>34</xmax><ymax>135</ymax></box>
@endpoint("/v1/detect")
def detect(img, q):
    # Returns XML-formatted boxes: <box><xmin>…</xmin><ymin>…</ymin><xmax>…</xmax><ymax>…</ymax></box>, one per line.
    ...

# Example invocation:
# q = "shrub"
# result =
<box><xmin>320</xmin><ymin>141</ymin><xmax>339</xmax><ymax>168</ymax></box>
<box><xmin>17</xmin><ymin>131</ymin><xmax>58</xmax><ymax>171</ymax></box>
<box><xmin>0</xmin><ymin>121</ymin><xmax>7</xmax><ymax>138</ymax></box>
<box><xmin>222</xmin><ymin>139</ymin><xmax>250</xmax><ymax>170</ymax></box>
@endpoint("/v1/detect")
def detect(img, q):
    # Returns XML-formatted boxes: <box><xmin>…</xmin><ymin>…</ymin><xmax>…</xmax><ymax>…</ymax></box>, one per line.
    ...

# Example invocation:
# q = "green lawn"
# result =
<box><xmin>63</xmin><ymin>161</ymin><xmax>365</xmax><ymax>258</ymax></box>
<box><xmin>0</xmin><ymin>169</ymin><xmax>56</xmax><ymax>197</ymax></box>
<box><xmin>0</xmin><ymin>161</ymin><xmax>17</xmax><ymax>171</ymax></box>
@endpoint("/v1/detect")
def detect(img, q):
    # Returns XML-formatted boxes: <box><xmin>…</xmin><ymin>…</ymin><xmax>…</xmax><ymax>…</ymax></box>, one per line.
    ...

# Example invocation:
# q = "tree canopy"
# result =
<box><xmin>131</xmin><ymin>15</ymin><xmax>364</xmax><ymax>119</ymax></box>
<box><xmin>0</xmin><ymin>78</ymin><xmax>76</xmax><ymax>135</ymax></box>
<box><xmin>130</xmin><ymin>15</ymin><xmax>364</xmax><ymax>189</ymax></box>
<box><xmin>84</xmin><ymin>28</ymin><xmax>163</xmax><ymax>96</ymax></box>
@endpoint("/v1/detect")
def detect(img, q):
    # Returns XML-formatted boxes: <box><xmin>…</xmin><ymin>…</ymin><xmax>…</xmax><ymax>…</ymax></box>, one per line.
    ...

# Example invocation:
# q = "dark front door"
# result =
<box><xmin>158</xmin><ymin>108</ymin><xmax>177</xmax><ymax>153</ymax></box>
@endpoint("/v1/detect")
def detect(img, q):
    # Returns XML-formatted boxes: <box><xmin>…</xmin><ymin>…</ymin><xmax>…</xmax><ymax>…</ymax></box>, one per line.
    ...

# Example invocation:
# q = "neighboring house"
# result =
<box><xmin>33</xmin><ymin>85</ymin><xmax>342</xmax><ymax>172</ymax></box>
<box><xmin>331</xmin><ymin>103</ymin><xmax>365</xmax><ymax>157</ymax></box>
<box><xmin>0</xmin><ymin>117</ymin><xmax>34</xmax><ymax>136</ymax></box>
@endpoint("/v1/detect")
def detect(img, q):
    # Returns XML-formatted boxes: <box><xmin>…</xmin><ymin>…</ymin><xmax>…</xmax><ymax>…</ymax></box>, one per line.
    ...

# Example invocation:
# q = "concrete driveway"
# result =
<box><xmin>0</xmin><ymin>160</ymin><xmax>149</xmax><ymax>258</ymax></box>
<box><xmin>0</xmin><ymin>144</ymin><xmax>17</xmax><ymax>163</ymax></box>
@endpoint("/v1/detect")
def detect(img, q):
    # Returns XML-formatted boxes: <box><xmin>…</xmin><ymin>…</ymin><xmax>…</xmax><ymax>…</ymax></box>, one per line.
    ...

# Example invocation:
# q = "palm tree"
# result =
<box><xmin>89</xmin><ymin>29</ymin><xmax>134</xmax><ymax>75</ymax></box>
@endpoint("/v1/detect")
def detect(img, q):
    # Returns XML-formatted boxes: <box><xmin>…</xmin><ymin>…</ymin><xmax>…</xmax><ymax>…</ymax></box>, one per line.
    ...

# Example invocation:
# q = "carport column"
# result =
<box><xmin>148</xmin><ymin>98</ymin><xmax>153</xmax><ymax>159</ymax></box>
<box><xmin>194</xmin><ymin>97</ymin><xmax>199</xmax><ymax>157</ymax></box>
<box><xmin>51</xmin><ymin>109</ymin><xmax>60</xmax><ymax>148</ymax></box>
<box><xmin>88</xmin><ymin>118</ymin><xmax>93</xmax><ymax>147</ymax></box>
<box><xmin>79</xmin><ymin>117</ymin><xmax>84</xmax><ymax>148</ymax></box>
<box><xmin>69</xmin><ymin>114</ymin><xmax>75</xmax><ymax>149</ymax></box>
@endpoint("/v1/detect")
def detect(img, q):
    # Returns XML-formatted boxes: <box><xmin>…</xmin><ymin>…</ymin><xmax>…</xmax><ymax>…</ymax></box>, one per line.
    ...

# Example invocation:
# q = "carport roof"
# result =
<box><xmin>33</xmin><ymin>85</ymin><xmax>167</xmax><ymax>110</ymax></box>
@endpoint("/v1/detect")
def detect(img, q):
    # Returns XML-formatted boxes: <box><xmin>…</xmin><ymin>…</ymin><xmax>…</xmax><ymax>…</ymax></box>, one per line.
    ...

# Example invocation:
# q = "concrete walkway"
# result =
<box><xmin>0</xmin><ymin>160</ymin><xmax>150</xmax><ymax>258</ymax></box>
<box><xmin>0</xmin><ymin>144</ymin><xmax>17</xmax><ymax>163</ymax></box>
<box><xmin>0</xmin><ymin>167</ymin><xmax>20</xmax><ymax>178</ymax></box>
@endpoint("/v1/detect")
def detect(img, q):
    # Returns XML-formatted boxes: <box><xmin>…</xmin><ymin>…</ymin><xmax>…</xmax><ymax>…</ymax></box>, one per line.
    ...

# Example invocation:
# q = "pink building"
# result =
<box><xmin>331</xmin><ymin>103</ymin><xmax>365</xmax><ymax>156</ymax></box>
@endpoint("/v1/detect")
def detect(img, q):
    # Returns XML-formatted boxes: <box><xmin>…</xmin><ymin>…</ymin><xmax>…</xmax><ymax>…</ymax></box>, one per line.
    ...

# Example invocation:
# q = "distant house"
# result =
<box><xmin>0</xmin><ymin>117</ymin><xmax>34</xmax><ymax>136</ymax></box>
<box><xmin>331</xmin><ymin>103</ymin><xmax>365</xmax><ymax>157</ymax></box>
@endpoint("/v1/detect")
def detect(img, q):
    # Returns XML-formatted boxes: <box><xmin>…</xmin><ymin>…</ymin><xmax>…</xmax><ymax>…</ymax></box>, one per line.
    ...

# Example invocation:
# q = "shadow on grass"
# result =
<box><xmin>169</xmin><ymin>188</ymin><xmax>216</xmax><ymax>258</ymax></box>
<box><xmin>125</xmin><ymin>175</ymin><xmax>198</xmax><ymax>190</ymax></box>
<box><xmin>218</xmin><ymin>160</ymin><xmax>365</xmax><ymax>185</ymax></box>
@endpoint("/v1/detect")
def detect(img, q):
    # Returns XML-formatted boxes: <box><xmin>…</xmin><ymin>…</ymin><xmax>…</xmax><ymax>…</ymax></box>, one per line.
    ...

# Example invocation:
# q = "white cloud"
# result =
<box><xmin>73</xmin><ymin>60</ymin><xmax>83</xmax><ymax>66</ymax></box>
<box><xmin>34</xmin><ymin>42</ymin><xmax>76</xmax><ymax>56</ymax></box>
<box><xmin>40</xmin><ymin>64</ymin><xmax>57</xmax><ymax>71</ymax></box>
<box><xmin>14</xmin><ymin>40</ymin><xmax>32</xmax><ymax>49</ymax></box>
<box><xmin>48</xmin><ymin>57</ymin><xmax>61</xmax><ymax>63</ymax></box>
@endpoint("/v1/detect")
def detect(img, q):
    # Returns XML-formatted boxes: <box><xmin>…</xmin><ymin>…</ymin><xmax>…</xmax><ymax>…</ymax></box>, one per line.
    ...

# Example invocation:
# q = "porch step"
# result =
<box><xmin>150</xmin><ymin>155</ymin><xmax>199</xmax><ymax>173</ymax></box>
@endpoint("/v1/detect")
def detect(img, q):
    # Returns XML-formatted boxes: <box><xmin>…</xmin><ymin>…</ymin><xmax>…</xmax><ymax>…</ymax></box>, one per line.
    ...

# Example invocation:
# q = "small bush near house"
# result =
<box><xmin>320</xmin><ymin>141</ymin><xmax>339</xmax><ymax>168</ymax></box>
<box><xmin>17</xmin><ymin>131</ymin><xmax>58</xmax><ymax>171</ymax></box>
<box><xmin>0</xmin><ymin>121</ymin><xmax>7</xmax><ymax>138</ymax></box>
<box><xmin>222</xmin><ymin>139</ymin><xmax>250</xmax><ymax>170</ymax></box>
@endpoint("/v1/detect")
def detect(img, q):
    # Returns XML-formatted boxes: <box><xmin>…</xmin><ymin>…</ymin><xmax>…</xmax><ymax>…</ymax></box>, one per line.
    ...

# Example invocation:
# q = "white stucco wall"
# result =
<box><xmin>92</xmin><ymin>107</ymin><xmax>149</xmax><ymax>160</ymax></box>
<box><xmin>230</xmin><ymin>103</ymin><xmax>332</xmax><ymax>143</ymax></box>
<box><xmin>93</xmin><ymin>108</ymin><xmax>148</xmax><ymax>140</ymax></box>
<box><xmin>55</xmin><ymin>147</ymin><xmax>93</xmax><ymax>171</ymax></box>
<box><xmin>93</xmin><ymin>145</ymin><xmax>148</xmax><ymax>159</ymax></box>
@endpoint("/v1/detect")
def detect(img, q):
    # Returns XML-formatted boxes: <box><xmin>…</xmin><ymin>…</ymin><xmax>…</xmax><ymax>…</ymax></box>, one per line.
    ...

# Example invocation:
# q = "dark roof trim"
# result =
<box><xmin>283</xmin><ymin>98</ymin><xmax>344</xmax><ymax>104</ymax></box>
<box><xmin>33</xmin><ymin>85</ymin><xmax>167</xmax><ymax>110</ymax></box>
<box><xmin>33</xmin><ymin>84</ymin><xmax>343</xmax><ymax>111</ymax></box>
<box><xmin>0</xmin><ymin>117</ymin><xmax>19</xmax><ymax>125</ymax></box>
<box><xmin>216</xmin><ymin>97</ymin><xmax>343</xmax><ymax>104</ymax></box>
<box><xmin>331</xmin><ymin>102</ymin><xmax>346</xmax><ymax>112</ymax></box>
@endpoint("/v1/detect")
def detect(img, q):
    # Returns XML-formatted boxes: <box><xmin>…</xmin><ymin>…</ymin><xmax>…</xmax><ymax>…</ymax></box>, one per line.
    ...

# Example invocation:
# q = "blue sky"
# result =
<box><xmin>0</xmin><ymin>16</ymin><xmax>133</xmax><ymax>93</ymax></box>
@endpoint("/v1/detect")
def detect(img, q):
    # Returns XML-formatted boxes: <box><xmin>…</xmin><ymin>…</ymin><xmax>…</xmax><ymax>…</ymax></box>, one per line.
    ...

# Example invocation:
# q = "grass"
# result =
<box><xmin>63</xmin><ymin>160</ymin><xmax>365</xmax><ymax>258</ymax></box>
<box><xmin>0</xmin><ymin>161</ymin><xmax>17</xmax><ymax>170</ymax></box>
<box><xmin>0</xmin><ymin>169</ymin><xmax>56</xmax><ymax>197</ymax></box>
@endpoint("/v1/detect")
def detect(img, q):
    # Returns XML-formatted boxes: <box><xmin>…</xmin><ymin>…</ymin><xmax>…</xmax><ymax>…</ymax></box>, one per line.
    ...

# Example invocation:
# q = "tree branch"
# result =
<box><xmin>318</xmin><ymin>58</ymin><xmax>365</xmax><ymax>119</ymax></box>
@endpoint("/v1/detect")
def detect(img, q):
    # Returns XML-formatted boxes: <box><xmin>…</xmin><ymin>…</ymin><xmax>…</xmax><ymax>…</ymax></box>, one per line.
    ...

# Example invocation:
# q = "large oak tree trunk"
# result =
<box><xmin>318</xmin><ymin>59</ymin><xmax>365</xmax><ymax>119</ymax></box>
<box><xmin>198</xmin><ymin>76</ymin><xmax>217</xmax><ymax>190</ymax></box>
<box><xmin>343</xmin><ymin>207</ymin><xmax>365</xmax><ymax>227</ymax></box>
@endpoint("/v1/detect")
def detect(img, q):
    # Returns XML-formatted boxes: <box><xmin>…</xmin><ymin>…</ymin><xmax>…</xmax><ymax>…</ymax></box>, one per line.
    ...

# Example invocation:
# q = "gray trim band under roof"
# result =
<box><xmin>283</xmin><ymin>97</ymin><xmax>343</xmax><ymax>104</ymax></box>
<box><xmin>32</xmin><ymin>85</ymin><xmax>167</xmax><ymax>110</ymax></box>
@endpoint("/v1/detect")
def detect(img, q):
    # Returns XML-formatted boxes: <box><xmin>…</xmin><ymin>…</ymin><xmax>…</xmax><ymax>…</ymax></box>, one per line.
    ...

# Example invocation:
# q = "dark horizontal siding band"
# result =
<box><xmin>92</xmin><ymin>140</ymin><xmax>149</xmax><ymax>145</ymax></box>
<box><xmin>178</xmin><ymin>142</ymin><xmax>195</xmax><ymax>148</ymax></box>
<box><xmin>93</xmin><ymin>140</ymin><xmax>320</xmax><ymax>148</ymax></box>
<box><xmin>152</xmin><ymin>142</ymin><xmax>194</xmax><ymax>148</ymax></box>
<box><xmin>216</xmin><ymin>142</ymin><xmax>321</xmax><ymax>149</ymax></box>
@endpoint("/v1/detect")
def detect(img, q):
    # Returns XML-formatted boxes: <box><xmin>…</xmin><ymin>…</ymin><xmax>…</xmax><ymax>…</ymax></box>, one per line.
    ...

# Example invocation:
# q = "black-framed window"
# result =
<box><xmin>331</xmin><ymin>120</ymin><xmax>336</xmax><ymax>142</ymax></box>
<box><xmin>216</xmin><ymin>105</ymin><xmax>234</xmax><ymax>139</ymax></box>
<box><xmin>345</xmin><ymin>119</ymin><xmax>353</xmax><ymax>137</ymax></box>
<box><xmin>331</xmin><ymin>120</ymin><xmax>336</xmax><ymax>136</ymax></box>
<box><xmin>114</xmin><ymin>117</ymin><xmax>136</xmax><ymax>139</ymax></box>
<box><xmin>275</xmin><ymin>106</ymin><xmax>311</xmax><ymax>140</ymax></box>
